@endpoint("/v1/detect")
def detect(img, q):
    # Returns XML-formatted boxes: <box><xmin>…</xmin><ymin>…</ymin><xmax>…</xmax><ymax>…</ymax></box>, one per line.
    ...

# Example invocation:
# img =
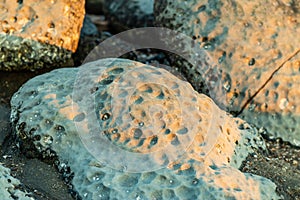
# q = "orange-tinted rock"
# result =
<box><xmin>241</xmin><ymin>51</ymin><xmax>300</xmax><ymax>145</ymax></box>
<box><xmin>0</xmin><ymin>0</ymin><xmax>84</xmax><ymax>52</ymax></box>
<box><xmin>155</xmin><ymin>0</ymin><xmax>300</xmax><ymax>145</ymax></box>
<box><xmin>0</xmin><ymin>0</ymin><xmax>85</xmax><ymax>71</ymax></box>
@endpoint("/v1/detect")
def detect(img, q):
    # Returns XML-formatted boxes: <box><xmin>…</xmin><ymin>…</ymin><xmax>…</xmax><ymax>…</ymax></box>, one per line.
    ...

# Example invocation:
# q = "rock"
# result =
<box><xmin>103</xmin><ymin>0</ymin><xmax>154</xmax><ymax>30</ymax></box>
<box><xmin>241</xmin><ymin>52</ymin><xmax>300</xmax><ymax>145</ymax></box>
<box><xmin>80</xmin><ymin>16</ymin><xmax>100</xmax><ymax>37</ymax></box>
<box><xmin>10</xmin><ymin>58</ymin><xmax>280</xmax><ymax>199</ymax></box>
<box><xmin>0</xmin><ymin>0</ymin><xmax>85</xmax><ymax>71</ymax></box>
<box><xmin>0</xmin><ymin>164</ymin><xmax>33</xmax><ymax>200</ymax></box>
<box><xmin>154</xmin><ymin>0</ymin><xmax>300</xmax><ymax>145</ymax></box>
<box><xmin>73</xmin><ymin>15</ymin><xmax>112</xmax><ymax>66</ymax></box>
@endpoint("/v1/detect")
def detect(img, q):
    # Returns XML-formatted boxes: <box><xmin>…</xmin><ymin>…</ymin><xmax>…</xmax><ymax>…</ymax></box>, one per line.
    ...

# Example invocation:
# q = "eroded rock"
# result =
<box><xmin>10</xmin><ymin>58</ymin><xmax>280</xmax><ymax>199</ymax></box>
<box><xmin>154</xmin><ymin>0</ymin><xmax>300</xmax><ymax>145</ymax></box>
<box><xmin>0</xmin><ymin>0</ymin><xmax>85</xmax><ymax>71</ymax></box>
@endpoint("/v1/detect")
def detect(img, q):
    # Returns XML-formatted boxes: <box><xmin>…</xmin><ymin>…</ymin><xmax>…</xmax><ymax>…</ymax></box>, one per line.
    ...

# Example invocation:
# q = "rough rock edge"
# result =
<box><xmin>0</xmin><ymin>34</ymin><xmax>73</xmax><ymax>71</ymax></box>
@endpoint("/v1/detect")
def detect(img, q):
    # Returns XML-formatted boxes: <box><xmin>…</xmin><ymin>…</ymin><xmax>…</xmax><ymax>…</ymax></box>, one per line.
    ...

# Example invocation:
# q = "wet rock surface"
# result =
<box><xmin>240</xmin><ymin>51</ymin><xmax>300</xmax><ymax>145</ymax></box>
<box><xmin>1</xmin><ymin>136</ymin><xmax>73</xmax><ymax>200</ymax></box>
<box><xmin>0</xmin><ymin>46</ymin><xmax>299</xmax><ymax>200</ymax></box>
<box><xmin>0</xmin><ymin>163</ymin><xmax>33</xmax><ymax>200</ymax></box>
<box><xmin>0</xmin><ymin>69</ymin><xmax>75</xmax><ymax>199</ymax></box>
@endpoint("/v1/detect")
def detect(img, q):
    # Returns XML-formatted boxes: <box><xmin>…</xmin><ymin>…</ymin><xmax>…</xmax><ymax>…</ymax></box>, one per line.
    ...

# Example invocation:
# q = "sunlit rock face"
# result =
<box><xmin>11</xmin><ymin>58</ymin><xmax>280</xmax><ymax>199</ymax></box>
<box><xmin>0</xmin><ymin>0</ymin><xmax>85</xmax><ymax>71</ymax></box>
<box><xmin>154</xmin><ymin>0</ymin><xmax>300</xmax><ymax>146</ymax></box>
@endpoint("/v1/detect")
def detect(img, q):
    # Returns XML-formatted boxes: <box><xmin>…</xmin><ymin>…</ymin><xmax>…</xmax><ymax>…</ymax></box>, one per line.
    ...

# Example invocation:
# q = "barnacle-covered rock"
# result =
<box><xmin>154</xmin><ymin>0</ymin><xmax>300</xmax><ymax>145</ymax></box>
<box><xmin>11</xmin><ymin>58</ymin><xmax>280</xmax><ymax>199</ymax></box>
<box><xmin>0</xmin><ymin>0</ymin><xmax>85</xmax><ymax>71</ymax></box>
<box><xmin>0</xmin><ymin>164</ymin><xmax>32</xmax><ymax>200</ymax></box>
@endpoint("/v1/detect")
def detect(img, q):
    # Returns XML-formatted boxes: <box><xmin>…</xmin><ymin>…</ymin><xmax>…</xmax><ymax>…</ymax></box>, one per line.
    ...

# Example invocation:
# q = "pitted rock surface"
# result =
<box><xmin>0</xmin><ymin>0</ymin><xmax>85</xmax><ymax>71</ymax></box>
<box><xmin>154</xmin><ymin>0</ymin><xmax>300</xmax><ymax>145</ymax></box>
<box><xmin>241</xmin><ymin>52</ymin><xmax>300</xmax><ymax>145</ymax></box>
<box><xmin>10</xmin><ymin>58</ymin><xmax>280</xmax><ymax>199</ymax></box>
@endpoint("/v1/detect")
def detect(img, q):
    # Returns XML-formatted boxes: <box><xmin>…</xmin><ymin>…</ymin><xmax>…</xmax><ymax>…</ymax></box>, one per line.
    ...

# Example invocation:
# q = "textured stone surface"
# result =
<box><xmin>0</xmin><ymin>0</ymin><xmax>85</xmax><ymax>71</ymax></box>
<box><xmin>11</xmin><ymin>58</ymin><xmax>280</xmax><ymax>199</ymax></box>
<box><xmin>0</xmin><ymin>164</ymin><xmax>33</xmax><ymax>200</ymax></box>
<box><xmin>154</xmin><ymin>0</ymin><xmax>300</xmax><ymax>145</ymax></box>
<box><xmin>241</xmin><ymin>52</ymin><xmax>300</xmax><ymax>145</ymax></box>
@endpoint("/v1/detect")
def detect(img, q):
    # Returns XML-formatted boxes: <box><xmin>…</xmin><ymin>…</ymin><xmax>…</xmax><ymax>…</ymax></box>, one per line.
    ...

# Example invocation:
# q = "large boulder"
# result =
<box><xmin>10</xmin><ymin>58</ymin><xmax>280</xmax><ymax>199</ymax></box>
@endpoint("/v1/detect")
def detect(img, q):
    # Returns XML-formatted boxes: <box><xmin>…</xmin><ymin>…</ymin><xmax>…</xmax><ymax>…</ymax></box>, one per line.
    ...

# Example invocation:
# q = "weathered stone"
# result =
<box><xmin>0</xmin><ymin>0</ymin><xmax>85</xmax><ymax>71</ymax></box>
<box><xmin>11</xmin><ymin>58</ymin><xmax>280</xmax><ymax>199</ymax></box>
<box><xmin>154</xmin><ymin>0</ymin><xmax>300</xmax><ymax>145</ymax></box>
<box><xmin>241</xmin><ymin>51</ymin><xmax>300</xmax><ymax>145</ymax></box>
